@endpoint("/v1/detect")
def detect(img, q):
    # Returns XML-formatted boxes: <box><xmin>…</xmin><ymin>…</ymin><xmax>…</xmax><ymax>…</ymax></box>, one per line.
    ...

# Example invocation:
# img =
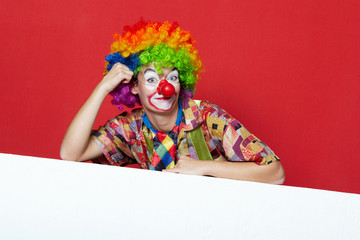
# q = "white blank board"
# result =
<box><xmin>0</xmin><ymin>153</ymin><xmax>359</xmax><ymax>240</ymax></box>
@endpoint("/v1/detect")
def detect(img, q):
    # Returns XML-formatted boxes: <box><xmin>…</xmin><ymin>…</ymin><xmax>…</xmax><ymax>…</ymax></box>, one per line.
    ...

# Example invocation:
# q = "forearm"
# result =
<box><xmin>165</xmin><ymin>156</ymin><xmax>285</xmax><ymax>184</ymax></box>
<box><xmin>60</xmin><ymin>85</ymin><xmax>107</xmax><ymax>161</ymax></box>
<box><xmin>204</xmin><ymin>160</ymin><xmax>285</xmax><ymax>184</ymax></box>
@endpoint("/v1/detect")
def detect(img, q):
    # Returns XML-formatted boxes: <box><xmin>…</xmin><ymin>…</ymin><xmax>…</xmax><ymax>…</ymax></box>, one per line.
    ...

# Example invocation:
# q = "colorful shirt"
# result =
<box><xmin>91</xmin><ymin>97</ymin><xmax>279</xmax><ymax>169</ymax></box>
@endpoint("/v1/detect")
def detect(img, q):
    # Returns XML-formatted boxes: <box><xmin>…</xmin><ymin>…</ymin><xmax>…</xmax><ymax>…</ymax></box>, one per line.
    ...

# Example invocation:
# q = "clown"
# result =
<box><xmin>61</xmin><ymin>20</ymin><xmax>285</xmax><ymax>183</ymax></box>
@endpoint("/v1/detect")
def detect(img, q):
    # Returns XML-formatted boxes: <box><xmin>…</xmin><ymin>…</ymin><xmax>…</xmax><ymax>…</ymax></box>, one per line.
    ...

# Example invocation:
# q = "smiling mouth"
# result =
<box><xmin>155</xmin><ymin>97</ymin><xmax>171</xmax><ymax>100</ymax></box>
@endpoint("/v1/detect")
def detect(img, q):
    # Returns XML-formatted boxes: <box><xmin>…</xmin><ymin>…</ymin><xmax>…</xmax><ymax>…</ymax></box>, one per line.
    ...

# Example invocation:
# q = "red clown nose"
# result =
<box><xmin>157</xmin><ymin>79</ymin><xmax>175</xmax><ymax>98</ymax></box>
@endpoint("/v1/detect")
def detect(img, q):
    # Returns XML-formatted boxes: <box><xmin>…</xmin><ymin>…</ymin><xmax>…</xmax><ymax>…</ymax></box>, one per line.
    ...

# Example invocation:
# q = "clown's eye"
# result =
<box><xmin>169</xmin><ymin>75</ymin><xmax>178</xmax><ymax>81</ymax></box>
<box><xmin>144</xmin><ymin>70</ymin><xmax>160</xmax><ymax>85</ymax></box>
<box><xmin>147</xmin><ymin>78</ymin><xmax>156</xmax><ymax>83</ymax></box>
<box><xmin>167</xmin><ymin>69</ymin><xmax>179</xmax><ymax>82</ymax></box>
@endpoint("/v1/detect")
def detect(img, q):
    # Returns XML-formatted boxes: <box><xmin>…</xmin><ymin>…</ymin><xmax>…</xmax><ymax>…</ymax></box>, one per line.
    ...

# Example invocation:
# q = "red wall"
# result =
<box><xmin>1</xmin><ymin>0</ymin><xmax>359</xmax><ymax>194</ymax></box>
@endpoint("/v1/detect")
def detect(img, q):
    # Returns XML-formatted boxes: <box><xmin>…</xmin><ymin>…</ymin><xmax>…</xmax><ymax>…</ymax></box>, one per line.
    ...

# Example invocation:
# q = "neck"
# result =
<box><xmin>144</xmin><ymin>103</ymin><xmax>179</xmax><ymax>132</ymax></box>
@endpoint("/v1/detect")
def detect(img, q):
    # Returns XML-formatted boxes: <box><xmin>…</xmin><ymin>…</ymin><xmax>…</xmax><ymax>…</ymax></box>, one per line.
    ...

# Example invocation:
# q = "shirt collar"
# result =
<box><xmin>179</xmin><ymin>97</ymin><xmax>204</xmax><ymax>131</ymax></box>
<box><xmin>139</xmin><ymin>97</ymin><xmax>203</xmax><ymax>132</ymax></box>
<box><xmin>143</xmin><ymin>99</ymin><xmax>183</xmax><ymax>131</ymax></box>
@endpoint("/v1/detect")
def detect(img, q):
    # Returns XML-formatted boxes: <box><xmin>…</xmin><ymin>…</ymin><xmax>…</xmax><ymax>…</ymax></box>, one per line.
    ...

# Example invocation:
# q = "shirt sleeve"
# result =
<box><xmin>90</xmin><ymin>115</ymin><xmax>136</xmax><ymax>166</ymax></box>
<box><xmin>202</xmin><ymin>102</ymin><xmax>280</xmax><ymax>165</ymax></box>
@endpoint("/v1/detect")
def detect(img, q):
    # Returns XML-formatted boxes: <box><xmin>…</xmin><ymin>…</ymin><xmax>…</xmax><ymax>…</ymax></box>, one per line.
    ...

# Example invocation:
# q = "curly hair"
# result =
<box><xmin>104</xmin><ymin>19</ymin><xmax>202</xmax><ymax>110</ymax></box>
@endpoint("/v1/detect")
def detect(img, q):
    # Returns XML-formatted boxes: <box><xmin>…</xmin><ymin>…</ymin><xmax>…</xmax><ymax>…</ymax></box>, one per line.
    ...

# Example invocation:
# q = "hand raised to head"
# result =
<box><xmin>98</xmin><ymin>63</ymin><xmax>134</xmax><ymax>94</ymax></box>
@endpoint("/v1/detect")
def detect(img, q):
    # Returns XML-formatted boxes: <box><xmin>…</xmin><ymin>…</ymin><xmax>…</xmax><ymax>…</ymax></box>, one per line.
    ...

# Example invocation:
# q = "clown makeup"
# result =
<box><xmin>166</xmin><ymin>69</ymin><xmax>180</xmax><ymax>86</ymax></box>
<box><xmin>135</xmin><ymin>67</ymin><xmax>180</xmax><ymax>112</ymax></box>
<box><xmin>148</xmin><ymin>92</ymin><xmax>177</xmax><ymax>111</ymax></box>
<box><xmin>143</xmin><ymin>69</ymin><xmax>179</xmax><ymax>90</ymax></box>
<box><xmin>105</xmin><ymin>21</ymin><xmax>202</xmax><ymax>111</ymax></box>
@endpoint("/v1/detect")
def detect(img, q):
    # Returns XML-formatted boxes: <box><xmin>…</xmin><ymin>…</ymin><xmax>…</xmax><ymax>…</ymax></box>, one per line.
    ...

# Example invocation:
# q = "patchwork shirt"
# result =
<box><xmin>91</xmin><ymin>97</ymin><xmax>279</xmax><ymax>169</ymax></box>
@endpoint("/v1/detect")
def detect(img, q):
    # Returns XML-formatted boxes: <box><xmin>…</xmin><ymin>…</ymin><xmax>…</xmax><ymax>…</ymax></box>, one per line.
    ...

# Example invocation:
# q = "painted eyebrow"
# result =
<box><xmin>144</xmin><ymin>68</ymin><xmax>178</xmax><ymax>75</ymax></box>
<box><xmin>168</xmin><ymin>68</ymin><xmax>178</xmax><ymax>74</ymax></box>
<box><xmin>144</xmin><ymin>69</ymin><xmax>156</xmax><ymax>74</ymax></box>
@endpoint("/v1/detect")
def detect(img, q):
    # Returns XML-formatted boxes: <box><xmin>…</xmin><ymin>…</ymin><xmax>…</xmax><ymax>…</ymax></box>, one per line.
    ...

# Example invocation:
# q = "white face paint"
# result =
<box><xmin>135</xmin><ymin>65</ymin><xmax>181</xmax><ymax>112</ymax></box>
<box><xmin>142</xmin><ymin>69</ymin><xmax>180</xmax><ymax>111</ymax></box>
<box><xmin>143</xmin><ymin>69</ymin><xmax>179</xmax><ymax>90</ymax></box>
<box><xmin>165</xmin><ymin>69</ymin><xmax>180</xmax><ymax>87</ymax></box>
<box><xmin>148</xmin><ymin>92</ymin><xmax>177</xmax><ymax>111</ymax></box>
<box><xmin>143</xmin><ymin>70</ymin><xmax>160</xmax><ymax>90</ymax></box>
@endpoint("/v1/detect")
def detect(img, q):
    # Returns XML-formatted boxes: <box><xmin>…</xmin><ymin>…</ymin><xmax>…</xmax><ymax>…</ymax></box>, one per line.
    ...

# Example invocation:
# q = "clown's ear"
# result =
<box><xmin>131</xmin><ymin>82</ymin><xmax>139</xmax><ymax>95</ymax></box>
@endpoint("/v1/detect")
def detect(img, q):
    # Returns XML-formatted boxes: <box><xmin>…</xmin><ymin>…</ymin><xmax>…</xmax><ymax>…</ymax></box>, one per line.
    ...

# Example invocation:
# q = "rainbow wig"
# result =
<box><xmin>104</xmin><ymin>20</ymin><xmax>203</xmax><ymax>110</ymax></box>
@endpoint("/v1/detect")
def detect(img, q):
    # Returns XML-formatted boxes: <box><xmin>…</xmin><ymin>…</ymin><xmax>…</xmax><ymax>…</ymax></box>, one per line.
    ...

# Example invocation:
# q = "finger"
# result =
<box><xmin>162</xmin><ymin>168</ymin><xmax>179</xmax><ymax>173</ymax></box>
<box><xmin>109</xmin><ymin>69</ymin><xmax>132</xmax><ymax>80</ymax></box>
<box><xmin>111</xmin><ymin>65</ymin><xmax>132</xmax><ymax>75</ymax></box>
<box><xmin>114</xmin><ymin>68</ymin><xmax>134</xmax><ymax>79</ymax></box>
<box><xmin>114</xmin><ymin>63</ymin><xmax>132</xmax><ymax>72</ymax></box>
<box><xmin>109</xmin><ymin>63</ymin><xmax>132</xmax><ymax>74</ymax></box>
<box><xmin>109</xmin><ymin>63</ymin><xmax>122</xmax><ymax>72</ymax></box>
<box><xmin>121</xmin><ymin>72</ymin><xmax>134</xmax><ymax>82</ymax></box>
<box><xmin>121</xmin><ymin>78</ymin><xmax>132</xmax><ymax>84</ymax></box>
<box><xmin>113</xmin><ymin>62</ymin><xmax>127</xmax><ymax>68</ymax></box>
<box><xmin>123</xmin><ymin>70</ymin><xmax>134</xmax><ymax>77</ymax></box>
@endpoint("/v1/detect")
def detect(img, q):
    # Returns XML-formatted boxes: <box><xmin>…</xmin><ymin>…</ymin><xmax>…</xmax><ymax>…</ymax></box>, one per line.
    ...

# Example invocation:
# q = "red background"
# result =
<box><xmin>1</xmin><ymin>0</ymin><xmax>359</xmax><ymax>194</ymax></box>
